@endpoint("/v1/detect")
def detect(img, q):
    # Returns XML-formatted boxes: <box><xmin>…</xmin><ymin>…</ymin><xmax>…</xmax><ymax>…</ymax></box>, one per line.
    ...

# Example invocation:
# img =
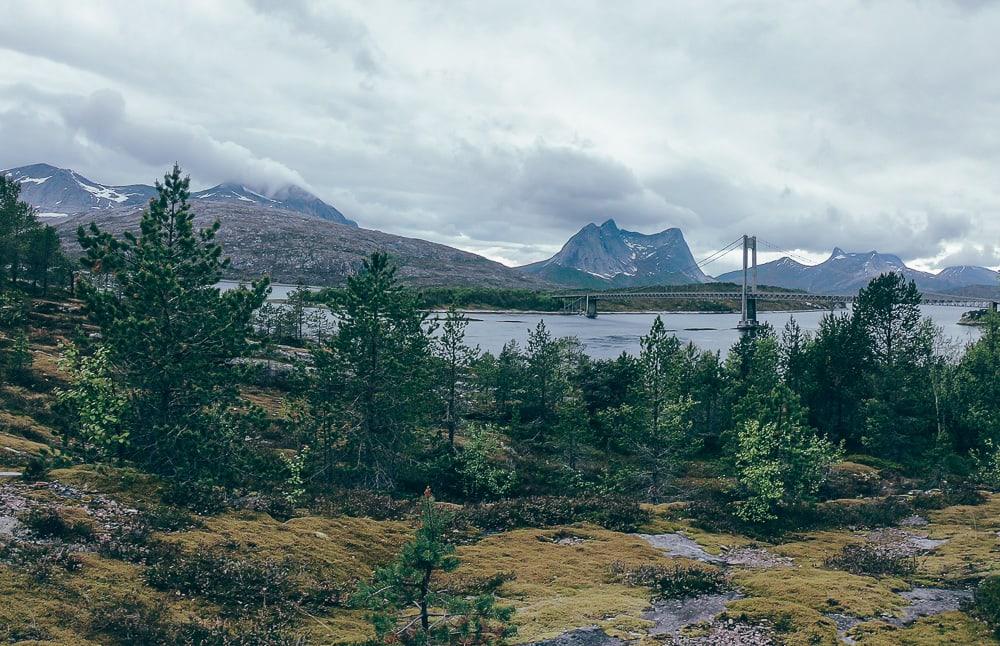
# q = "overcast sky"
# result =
<box><xmin>2</xmin><ymin>1</ymin><xmax>999</xmax><ymax>272</ymax></box>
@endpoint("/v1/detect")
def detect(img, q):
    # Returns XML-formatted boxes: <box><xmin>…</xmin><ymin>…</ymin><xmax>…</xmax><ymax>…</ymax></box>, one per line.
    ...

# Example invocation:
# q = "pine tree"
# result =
<box><xmin>801</xmin><ymin>312</ymin><xmax>869</xmax><ymax>449</ymax></box>
<box><xmin>75</xmin><ymin>164</ymin><xmax>268</xmax><ymax>478</ymax></box>
<box><xmin>525</xmin><ymin>320</ymin><xmax>561</xmax><ymax>422</ymax></box>
<box><xmin>434</xmin><ymin>305</ymin><xmax>477</xmax><ymax>447</ymax></box>
<box><xmin>354</xmin><ymin>493</ymin><xmax>515</xmax><ymax>645</ymax></box>
<box><xmin>853</xmin><ymin>273</ymin><xmax>937</xmax><ymax>460</ymax></box>
<box><xmin>310</xmin><ymin>251</ymin><xmax>434</xmax><ymax>489</ymax></box>
<box><xmin>0</xmin><ymin>175</ymin><xmax>40</xmax><ymax>286</ymax></box>
<box><xmin>27</xmin><ymin>225</ymin><xmax>63</xmax><ymax>295</ymax></box>
<box><xmin>628</xmin><ymin>316</ymin><xmax>698</xmax><ymax>496</ymax></box>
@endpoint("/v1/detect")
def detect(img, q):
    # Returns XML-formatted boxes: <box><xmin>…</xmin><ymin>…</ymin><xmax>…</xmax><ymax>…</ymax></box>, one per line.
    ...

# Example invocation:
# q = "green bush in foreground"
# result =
<box><xmin>735</xmin><ymin>414</ymin><xmax>840</xmax><ymax>524</ymax></box>
<box><xmin>461</xmin><ymin>495</ymin><xmax>649</xmax><ymax>533</ymax></box>
<box><xmin>608</xmin><ymin>560</ymin><xmax>726</xmax><ymax>600</ymax></box>
<box><xmin>976</xmin><ymin>576</ymin><xmax>1000</xmax><ymax>635</ymax></box>
<box><xmin>354</xmin><ymin>495</ymin><xmax>515</xmax><ymax>645</ymax></box>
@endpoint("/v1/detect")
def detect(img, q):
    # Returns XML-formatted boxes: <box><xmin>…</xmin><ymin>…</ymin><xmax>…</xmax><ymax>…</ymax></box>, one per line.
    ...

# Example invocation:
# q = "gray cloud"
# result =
<box><xmin>1</xmin><ymin>0</ymin><xmax>998</xmax><ymax>272</ymax></box>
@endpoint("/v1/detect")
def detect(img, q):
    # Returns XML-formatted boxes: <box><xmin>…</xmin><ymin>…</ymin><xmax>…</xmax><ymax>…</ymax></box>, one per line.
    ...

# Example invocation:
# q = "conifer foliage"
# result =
<box><xmin>74</xmin><ymin>164</ymin><xmax>268</xmax><ymax>480</ymax></box>
<box><xmin>354</xmin><ymin>492</ymin><xmax>515</xmax><ymax>645</ymax></box>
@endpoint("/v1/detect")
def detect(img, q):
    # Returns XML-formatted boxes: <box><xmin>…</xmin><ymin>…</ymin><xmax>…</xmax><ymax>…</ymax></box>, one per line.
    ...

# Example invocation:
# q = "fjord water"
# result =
<box><xmin>222</xmin><ymin>282</ymin><xmax>981</xmax><ymax>357</ymax></box>
<box><xmin>451</xmin><ymin>306</ymin><xmax>981</xmax><ymax>358</ymax></box>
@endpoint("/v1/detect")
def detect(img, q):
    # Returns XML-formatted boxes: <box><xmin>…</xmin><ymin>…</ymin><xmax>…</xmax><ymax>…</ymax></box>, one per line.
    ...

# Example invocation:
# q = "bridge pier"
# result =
<box><xmin>585</xmin><ymin>296</ymin><xmax>598</xmax><ymax>318</ymax></box>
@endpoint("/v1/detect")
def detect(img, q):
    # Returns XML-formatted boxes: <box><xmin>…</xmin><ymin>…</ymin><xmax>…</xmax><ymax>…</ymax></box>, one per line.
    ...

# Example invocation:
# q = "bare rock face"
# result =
<box><xmin>519</xmin><ymin>219</ymin><xmax>711</xmax><ymax>288</ymax></box>
<box><xmin>54</xmin><ymin>202</ymin><xmax>553</xmax><ymax>289</ymax></box>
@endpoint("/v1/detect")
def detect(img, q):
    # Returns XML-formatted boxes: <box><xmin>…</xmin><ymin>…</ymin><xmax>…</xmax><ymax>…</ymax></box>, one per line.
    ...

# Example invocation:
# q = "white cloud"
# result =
<box><xmin>0</xmin><ymin>0</ymin><xmax>998</xmax><ymax>271</ymax></box>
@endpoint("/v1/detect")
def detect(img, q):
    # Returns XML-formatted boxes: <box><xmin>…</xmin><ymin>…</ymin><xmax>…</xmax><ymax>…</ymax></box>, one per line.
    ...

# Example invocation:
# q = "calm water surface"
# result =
<box><xmin>450</xmin><ymin>306</ymin><xmax>981</xmax><ymax>358</ymax></box>
<box><xmin>218</xmin><ymin>282</ymin><xmax>982</xmax><ymax>357</ymax></box>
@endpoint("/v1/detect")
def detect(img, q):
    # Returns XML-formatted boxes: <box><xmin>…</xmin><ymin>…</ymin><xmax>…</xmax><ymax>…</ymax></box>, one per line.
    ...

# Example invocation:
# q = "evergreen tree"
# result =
<box><xmin>951</xmin><ymin>313</ymin><xmax>1000</xmax><ymax>452</ymax></box>
<box><xmin>801</xmin><ymin>312</ymin><xmax>869</xmax><ymax>448</ymax></box>
<box><xmin>0</xmin><ymin>175</ymin><xmax>39</xmax><ymax>285</ymax></box>
<box><xmin>75</xmin><ymin>164</ymin><xmax>268</xmax><ymax>479</ymax></box>
<box><xmin>578</xmin><ymin>353</ymin><xmax>639</xmax><ymax>464</ymax></box>
<box><xmin>27</xmin><ymin>225</ymin><xmax>63</xmax><ymax>295</ymax></box>
<box><xmin>525</xmin><ymin>320</ymin><xmax>561</xmax><ymax>422</ymax></box>
<box><xmin>853</xmin><ymin>273</ymin><xmax>937</xmax><ymax>460</ymax></box>
<box><xmin>354</xmin><ymin>494</ymin><xmax>515</xmax><ymax>645</ymax></box>
<box><xmin>779</xmin><ymin>316</ymin><xmax>810</xmax><ymax>395</ymax></box>
<box><xmin>310</xmin><ymin>251</ymin><xmax>434</xmax><ymax>490</ymax></box>
<box><xmin>627</xmin><ymin>316</ymin><xmax>698</xmax><ymax>496</ymax></box>
<box><xmin>434</xmin><ymin>305</ymin><xmax>477</xmax><ymax>447</ymax></box>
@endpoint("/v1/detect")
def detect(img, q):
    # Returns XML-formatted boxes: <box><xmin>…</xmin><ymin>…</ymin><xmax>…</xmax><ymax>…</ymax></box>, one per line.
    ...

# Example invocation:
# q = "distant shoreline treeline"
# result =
<box><xmin>302</xmin><ymin>282</ymin><xmax>824</xmax><ymax>313</ymax></box>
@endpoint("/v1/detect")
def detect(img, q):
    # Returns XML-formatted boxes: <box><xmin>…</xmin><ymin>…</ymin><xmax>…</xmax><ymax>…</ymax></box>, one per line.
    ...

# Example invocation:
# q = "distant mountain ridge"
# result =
<box><xmin>716</xmin><ymin>248</ymin><xmax>999</xmax><ymax>293</ymax></box>
<box><xmin>518</xmin><ymin>219</ymin><xmax>711</xmax><ymax>287</ymax></box>
<box><xmin>51</xmin><ymin>202</ymin><xmax>549</xmax><ymax>288</ymax></box>
<box><xmin>2</xmin><ymin>163</ymin><xmax>357</xmax><ymax>226</ymax></box>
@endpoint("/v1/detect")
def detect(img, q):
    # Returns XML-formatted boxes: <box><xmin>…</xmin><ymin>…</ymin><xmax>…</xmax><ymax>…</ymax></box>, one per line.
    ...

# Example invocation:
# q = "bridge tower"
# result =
<box><xmin>737</xmin><ymin>234</ymin><xmax>759</xmax><ymax>335</ymax></box>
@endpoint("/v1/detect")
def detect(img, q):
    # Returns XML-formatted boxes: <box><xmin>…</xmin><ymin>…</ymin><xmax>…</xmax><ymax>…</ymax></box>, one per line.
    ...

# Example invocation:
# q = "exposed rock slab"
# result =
<box><xmin>530</xmin><ymin>627</ymin><xmax>624</xmax><ymax>646</ymax></box>
<box><xmin>644</xmin><ymin>591</ymin><xmax>744</xmax><ymax>636</ymax></box>
<box><xmin>637</xmin><ymin>533</ymin><xmax>724</xmax><ymax>563</ymax></box>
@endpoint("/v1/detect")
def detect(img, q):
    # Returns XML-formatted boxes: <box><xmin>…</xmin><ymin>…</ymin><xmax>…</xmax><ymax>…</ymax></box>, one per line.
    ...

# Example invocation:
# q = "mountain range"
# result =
<box><xmin>6</xmin><ymin>163</ymin><xmax>999</xmax><ymax>293</ymax></box>
<box><xmin>518</xmin><ymin>219</ymin><xmax>711</xmax><ymax>287</ymax></box>
<box><xmin>518</xmin><ymin>219</ymin><xmax>997</xmax><ymax>293</ymax></box>
<box><xmin>715</xmin><ymin>248</ymin><xmax>999</xmax><ymax>294</ymax></box>
<box><xmin>4</xmin><ymin>163</ymin><xmax>546</xmax><ymax>288</ymax></box>
<box><xmin>2</xmin><ymin>163</ymin><xmax>356</xmax><ymax>226</ymax></box>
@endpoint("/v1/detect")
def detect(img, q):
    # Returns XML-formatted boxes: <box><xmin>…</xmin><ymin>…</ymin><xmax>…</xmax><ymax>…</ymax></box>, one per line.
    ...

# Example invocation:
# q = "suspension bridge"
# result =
<box><xmin>556</xmin><ymin>235</ymin><xmax>999</xmax><ymax>330</ymax></box>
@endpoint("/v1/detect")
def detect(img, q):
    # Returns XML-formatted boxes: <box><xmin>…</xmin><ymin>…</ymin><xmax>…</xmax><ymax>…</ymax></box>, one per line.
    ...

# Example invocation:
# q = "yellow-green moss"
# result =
<box><xmin>849</xmin><ymin>611</ymin><xmax>998</xmax><ymax>644</ymax></box>
<box><xmin>164</xmin><ymin>513</ymin><xmax>412</xmax><ymax>585</ymax></box>
<box><xmin>772</xmin><ymin>530</ymin><xmax>861</xmax><ymax>564</ymax></box>
<box><xmin>732</xmin><ymin>566</ymin><xmax>907</xmax><ymax>618</ymax></box>
<box><xmin>455</xmin><ymin>524</ymin><xmax>694</xmax><ymax>643</ymax></box>
<box><xmin>49</xmin><ymin>464</ymin><xmax>164</xmax><ymax>504</ymax></box>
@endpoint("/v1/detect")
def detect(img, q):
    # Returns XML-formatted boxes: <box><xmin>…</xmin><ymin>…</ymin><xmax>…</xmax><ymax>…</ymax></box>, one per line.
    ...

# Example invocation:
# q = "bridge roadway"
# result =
<box><xmin>555</xmin><ymin>290</ymin><xmax>998</xmax><ymax>314</ymax></box>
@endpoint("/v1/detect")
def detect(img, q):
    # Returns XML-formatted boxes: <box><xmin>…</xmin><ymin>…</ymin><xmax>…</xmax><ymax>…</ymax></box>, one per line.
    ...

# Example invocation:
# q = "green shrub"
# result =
<box><xmin>825</xmin><ymin>542</ymin><xmax>917</xmax><ymax>578</ymax></box>
<box><xmin>313</xmin><ymin>489</ymin><xmax>418</xmax><ymax>520</ymax></box>
<box><xmin>89</xmin><ymin>595</ymin><xmax>300</xmax><ymax>646</ymax></box>
<box><xmin>911</xmin><ymin>482</ymin><xmax>986</xmax><ymax>510</ymax></box>
<box><xmin>139</xmin><ymin>503</ymin><xmax>200</xmax><ymax>532</ymax></box>
<box><xmin>461</xmin><ymin>496</ymin><xmax>649</xmax><ymax>533</ymax></box>
<box><xmin>734</xmin><ymin>417</ymin><xmax>840</xmax><ymax>524</ymax></box>
<box><xmin>160</xmin><ymin>479</ymin><xmax>228</xmax><ymax>515</ymax></box>
<box><xmin>146</xmin><ymin>548</ymin><xmax>297</xmax><ymax>614</ymax></box>
<box><xmin>0</xmin><ymin>541</ymin><xmax>82</xmax><ymax>582</ymax></box>
<box><xmin>975</xmin><ymin>576</ymin><xmax>1000</xmax><ymax>635</ymax></box>
<box><xmin>608</xmin><ymin>560</ymin><xmax>726</xmax><ymax>599</ymax></box>
<box><xmin>814</xmin><ymin>496</ymin><xmax>915</xmax><ymax>529</ymax></box>
<box><xmin>20</xmin><ymin>455</ymin><xmax>51</xmax><ymax>482</ymax></box>
<box><xmin>21</xmin><ymin>508</ymin><xmax>93</xmax><ymax>542</ymax></box>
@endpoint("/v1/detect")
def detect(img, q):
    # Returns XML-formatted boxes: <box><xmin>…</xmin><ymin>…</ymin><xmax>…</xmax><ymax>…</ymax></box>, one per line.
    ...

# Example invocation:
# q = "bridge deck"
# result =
<box><xmin>553</xmin><ymin>291</ymin><xmax>994</xmax><ymax>308</ymax></box>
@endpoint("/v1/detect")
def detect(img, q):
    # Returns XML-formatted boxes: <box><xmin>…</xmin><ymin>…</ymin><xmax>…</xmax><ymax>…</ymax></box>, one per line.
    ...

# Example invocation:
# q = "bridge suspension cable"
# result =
<box><xmin>692</xmin><ymin>237</ymin><xmax>744</xmax><ymax>270</ymax></box>
<box><xmin>756</xmin><ymin>238</ymin><xmax>819</xmax><ymax>266</ymax></box>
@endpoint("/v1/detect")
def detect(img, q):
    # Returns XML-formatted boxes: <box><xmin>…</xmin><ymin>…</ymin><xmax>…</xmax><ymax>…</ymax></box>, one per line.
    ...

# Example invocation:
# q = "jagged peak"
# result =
<box><xmin>599</xmin><ymin>218</ymin><xmax>619</xmax><ymax>231</ymax></box>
